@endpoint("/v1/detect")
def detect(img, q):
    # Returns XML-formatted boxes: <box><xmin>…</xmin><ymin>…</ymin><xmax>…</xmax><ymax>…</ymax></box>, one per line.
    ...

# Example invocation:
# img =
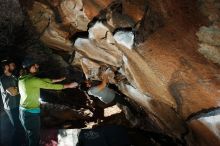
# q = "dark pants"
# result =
<box><xmin>5</xmin><ymin>108</ymin><xmax>26</xmax><ymax>146</ymax></box>
<box><xmin>114</xmin><ymin>94</ymin><xmax>134</xmax><ymax>110</ymax></box>
<box><xmin>19</xmin><ymin>109</ymin><xmax>40</xmax><ymax>146</ymax></box>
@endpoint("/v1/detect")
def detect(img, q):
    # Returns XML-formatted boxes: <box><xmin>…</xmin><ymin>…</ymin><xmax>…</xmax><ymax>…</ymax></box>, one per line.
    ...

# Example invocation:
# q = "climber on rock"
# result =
<box><xmin>80</xmin><ymin>69</ymin><xmax>138</xmax><ymax>126</ymax></box>
<box><xmin>18</xmin><ymin>58</ymin><xmax>78</xmax><ymax>146</ymax></box>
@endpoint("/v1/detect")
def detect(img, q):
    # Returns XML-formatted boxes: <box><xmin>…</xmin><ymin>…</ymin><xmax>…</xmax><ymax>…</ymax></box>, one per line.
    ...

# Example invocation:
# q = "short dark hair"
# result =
<box><xmin>1</xmin><ymin>60</ymin><xmax>10</xmax><ymax>70</ymax></box>
<box><xmin>7</xmin><ymin>59</ymin><xmax>15</xmax><ymax>64</ymax></box>
<box><xmin>79</xmin><ymin>81</ymin><xmax>90</xmax><ymax>91</ymax></box>
<box><xmin>19</xmin><ymin>64</ymin><xmax>34</xmax><ymax>76</ymax></box>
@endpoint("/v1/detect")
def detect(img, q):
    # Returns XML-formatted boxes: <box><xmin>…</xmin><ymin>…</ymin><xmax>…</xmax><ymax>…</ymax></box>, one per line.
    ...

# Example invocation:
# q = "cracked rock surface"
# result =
<box><xmin>12</xmin><ymin>0</ymin><xmax>220</xmax><ymax>145</ymax></box>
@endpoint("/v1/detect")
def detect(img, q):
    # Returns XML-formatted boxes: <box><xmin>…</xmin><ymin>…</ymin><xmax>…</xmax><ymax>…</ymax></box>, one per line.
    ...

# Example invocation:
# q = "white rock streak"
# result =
<box><xmin>114</xmin><ymin>31</ymin><xmax>134</xmax><ymax>50</ymax></box>
<box><xmin>74</xmin><ymin>22</ymin><xmax>123</xmax><ymax>67</ymax></box>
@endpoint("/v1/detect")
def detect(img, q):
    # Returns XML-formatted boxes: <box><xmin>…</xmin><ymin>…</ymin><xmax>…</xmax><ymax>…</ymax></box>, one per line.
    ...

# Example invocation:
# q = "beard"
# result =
<box><xmin>9</xmin><ymin>68</ymin><xmax>14</xmax><ymax>73</ymax></box>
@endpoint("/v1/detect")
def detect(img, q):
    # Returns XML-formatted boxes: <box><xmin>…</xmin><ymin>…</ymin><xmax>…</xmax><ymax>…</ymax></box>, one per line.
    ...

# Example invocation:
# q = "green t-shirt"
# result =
<box><xmin>18</xmin><ymin>74</ymin><xmax>64</xmax><ymax>109</ymax></box>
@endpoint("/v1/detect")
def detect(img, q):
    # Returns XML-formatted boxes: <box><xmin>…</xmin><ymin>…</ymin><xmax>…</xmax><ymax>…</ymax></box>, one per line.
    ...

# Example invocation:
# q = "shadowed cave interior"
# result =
<box><xmin>0</xmin><ymin>0</ymin><xmax>220</xmax><ymax>146</ymax></box>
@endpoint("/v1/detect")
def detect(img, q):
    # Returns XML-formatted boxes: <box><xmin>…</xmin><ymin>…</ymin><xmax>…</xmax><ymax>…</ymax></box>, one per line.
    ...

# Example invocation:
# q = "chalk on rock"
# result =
<box><xmin>88</xmin><ymin>21</ymin><xmax>111</xmax><ymax>40</ymax></box>
<box><xmin>104</xmin><ymin>105</ymin><xmax>122</xmax><ymax>117</ymax></box>
<box><xmin>114</xmin><ymin>31</ymin><xmax>134</xmax><ymax>50</ymax></box>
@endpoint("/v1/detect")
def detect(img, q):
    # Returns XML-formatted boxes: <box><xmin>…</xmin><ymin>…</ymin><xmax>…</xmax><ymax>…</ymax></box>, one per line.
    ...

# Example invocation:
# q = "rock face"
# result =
<box><xmin>19</xmin><ymin>0</ymin><xmax>220</xmax><ymax>145</ymax></box>
<box><xmin>197</xmin><ymin>0</ymin><xmax>220</xmax><ymax>65</ymax></box>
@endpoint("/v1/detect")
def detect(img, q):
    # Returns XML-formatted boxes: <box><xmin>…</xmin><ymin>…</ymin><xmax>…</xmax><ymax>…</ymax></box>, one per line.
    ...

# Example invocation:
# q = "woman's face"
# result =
<box><xmin>30</xmin><ymin>64</ymin><xmax>39</xmax><ymax>74</ymax></box>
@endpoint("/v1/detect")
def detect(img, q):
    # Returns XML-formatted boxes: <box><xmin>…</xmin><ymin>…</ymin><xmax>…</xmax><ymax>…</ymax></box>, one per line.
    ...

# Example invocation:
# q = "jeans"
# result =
<box><xmin>19</xmin><ymin>109</ymin><xmax>40</xmax><ymax>146</ymax></box>
<box><xmin>5</xmin><ymin>108</ymin><xmax>26</xmax><ymax>146</ymax></box>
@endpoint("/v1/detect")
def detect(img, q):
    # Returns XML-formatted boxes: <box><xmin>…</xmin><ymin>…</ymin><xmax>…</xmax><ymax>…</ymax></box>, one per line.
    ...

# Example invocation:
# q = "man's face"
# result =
<box><xmin>9</xmin><ymin>62</ymin><xmax>16</xmax><ymax>72</ymax></box>
<box><xmin>4</xmin><ymin>64</ymin><xmax>10</xmax><ymax>72</ymax></box>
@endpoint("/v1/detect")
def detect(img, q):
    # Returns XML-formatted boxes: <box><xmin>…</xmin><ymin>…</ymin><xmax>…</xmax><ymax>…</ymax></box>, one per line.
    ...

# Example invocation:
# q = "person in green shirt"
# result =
<box><xmin>19</xmin><ymin>59</ymin><xmax>78</xmax><ymax>146</ymax></box>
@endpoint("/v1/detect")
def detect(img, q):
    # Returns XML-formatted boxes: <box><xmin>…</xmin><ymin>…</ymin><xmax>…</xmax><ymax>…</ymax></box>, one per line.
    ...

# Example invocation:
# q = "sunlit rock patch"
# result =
<box><xmin>197</xmin><ymin>0</ymin><xmax>220</xmax><ymax>65</ymax></box>
<box><xmin>60</xmin><ymin>0</ymin><xmax>90</xmax><ymax>31</ymax></box>
<box><xmin>197</xmin><ymin>26</ymin><xmax>220</xmax><ymax>65</ymax></box>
